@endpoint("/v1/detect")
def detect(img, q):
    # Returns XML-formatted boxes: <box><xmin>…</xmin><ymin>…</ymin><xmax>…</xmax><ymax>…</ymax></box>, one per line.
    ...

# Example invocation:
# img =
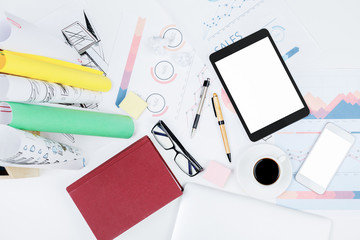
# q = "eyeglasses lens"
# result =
<box><xmin>152</xmin><ymin>125</ymin><xmax>174</xmax><ymax>150</ymax></box>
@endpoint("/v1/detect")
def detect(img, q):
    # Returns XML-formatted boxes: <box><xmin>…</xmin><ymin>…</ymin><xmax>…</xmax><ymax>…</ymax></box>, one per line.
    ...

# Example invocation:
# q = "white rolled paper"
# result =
<box><xmin>0</xmin><ymin>12</ymin><xmax>80</xmax><ymax>63</ymax></box>
<box><xmin>0</xmin><ymin>15</ymin><xmax>11</xmax><ymax>42</ymax></box>
<box><xmin>0</xmin><ymin>74</ymin><xmax>102</xmax><ymax>104</ymax></box>
<box><xmin>0</xmin><ymin>125</ymin><xmax>86</xmax><ymax>169</ymax></box>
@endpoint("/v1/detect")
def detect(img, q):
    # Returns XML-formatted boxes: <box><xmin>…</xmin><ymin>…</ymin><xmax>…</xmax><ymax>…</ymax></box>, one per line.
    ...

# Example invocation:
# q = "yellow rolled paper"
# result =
<box><xmin>0</xmin><ymin>50</ymin><xmax>111</xmax><ymax>92</ymax></box>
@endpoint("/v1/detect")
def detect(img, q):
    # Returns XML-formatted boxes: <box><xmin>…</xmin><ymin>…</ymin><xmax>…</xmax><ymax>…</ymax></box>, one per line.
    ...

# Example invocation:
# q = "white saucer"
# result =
<box><xmin>235</xmin><ymin>144</ymin><xmax>292</xmax><ymax>200</ymax></box>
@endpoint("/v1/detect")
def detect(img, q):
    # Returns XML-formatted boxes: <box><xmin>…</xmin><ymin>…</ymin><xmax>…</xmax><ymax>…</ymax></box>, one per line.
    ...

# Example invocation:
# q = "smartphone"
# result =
<box><xmin>296</xmin><ymin>123</ymin><xmax>355</xmax><ymax>194</ymax></box>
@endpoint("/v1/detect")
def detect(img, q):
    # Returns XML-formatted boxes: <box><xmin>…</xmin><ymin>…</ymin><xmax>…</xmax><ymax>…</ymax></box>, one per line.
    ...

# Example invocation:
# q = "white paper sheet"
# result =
<box><xmin>0</xmin><ymin>12</ymin><xmax>79</xmax><ymax>63</ymax></box>
<box><xmin>34</xmin><ymin>1</ymin><xmax>121</xmax><ymax>74</ymax></box>
<box><xmin>158</xmin><ymin>0</ymin><xmax>321</xmax><ymax>72</ymax></box>
<box><xmin>97</xmin><ymin>10</ymin><xmax>254</xmax><ymax>171</ymax></box>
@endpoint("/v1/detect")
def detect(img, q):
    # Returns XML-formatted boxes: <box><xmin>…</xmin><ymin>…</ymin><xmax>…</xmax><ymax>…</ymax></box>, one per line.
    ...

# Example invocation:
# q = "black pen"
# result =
<box><xmin>191</xmin><ymin>78</ymin><xmax>210</xmax><ymax>137</ymax></box>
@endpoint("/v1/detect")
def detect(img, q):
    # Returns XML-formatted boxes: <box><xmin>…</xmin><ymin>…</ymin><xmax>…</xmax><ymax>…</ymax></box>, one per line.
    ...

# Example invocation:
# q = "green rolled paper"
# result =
<box><xmin>0</xmin><ymin>102</ymin><xmax>134</xmax><ymax>138</ymax></box>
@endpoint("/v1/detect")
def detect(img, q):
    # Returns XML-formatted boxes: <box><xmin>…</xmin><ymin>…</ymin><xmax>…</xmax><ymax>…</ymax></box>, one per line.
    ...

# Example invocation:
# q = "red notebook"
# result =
<box><xmin>67</xmin><ymin>136</ymin><xmax>183</xmax><ymax>240</ymax></box>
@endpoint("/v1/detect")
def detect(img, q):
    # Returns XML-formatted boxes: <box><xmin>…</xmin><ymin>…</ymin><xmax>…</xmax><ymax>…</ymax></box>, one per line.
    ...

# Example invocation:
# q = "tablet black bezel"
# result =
<box><xmin>209</xmin><ymin>28</ymin><xmax>309</xmax><ymax>142</ymax></box>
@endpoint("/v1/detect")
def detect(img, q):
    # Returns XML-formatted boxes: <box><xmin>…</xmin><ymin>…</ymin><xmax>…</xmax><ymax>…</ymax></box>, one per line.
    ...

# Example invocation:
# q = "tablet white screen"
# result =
<box><xmin>215</xmin><ymin>37</ymin><xmax>304</xmax><ymax>134</ymax></box>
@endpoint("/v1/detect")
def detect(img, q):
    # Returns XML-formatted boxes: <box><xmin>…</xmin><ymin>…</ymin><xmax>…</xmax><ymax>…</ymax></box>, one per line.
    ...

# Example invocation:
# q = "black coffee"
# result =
<box><xmin>253</xmin><ymin>158</ymin><xmax>279</xmax><ymax>185</ymax></box>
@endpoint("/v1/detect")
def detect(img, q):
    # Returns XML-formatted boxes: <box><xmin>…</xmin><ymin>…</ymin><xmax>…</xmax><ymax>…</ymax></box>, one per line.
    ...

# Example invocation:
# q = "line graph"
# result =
<box><xmin>276</xmin><ymin>129</ymin><xmax>360</xmax><ymax>172</ymax></box>
<box><xmin>202</xmin><ymin>0</ymin><xmax>264</xmax><ymax>40</ymax></box>
<box><xmin>276</xmin><ymin>127</ymin><xmax>360</xmax><ymax>209</ymax></box>
<box><xmin>203</xmin><ymin>0</ymin><xmax>255</xmax><ymax>29</ymax></box>
<box><xmin>304</xmin><ymin>91</ymin><xmax>360</xmax><ymax>119</ymax></box>
<box><xmin>273</xmin><ymin>71</ymin><xmax>360</xmax><ymax>209</ymax></box>
<box><xmin>275</xmin><ymin>118</ymin><xmax>360</xmax><ymax>208</ymax></box>
<box><xmin>184</xmin><ymin>65</ymin><xmax>212</xmax><ymax>128</ymax></box>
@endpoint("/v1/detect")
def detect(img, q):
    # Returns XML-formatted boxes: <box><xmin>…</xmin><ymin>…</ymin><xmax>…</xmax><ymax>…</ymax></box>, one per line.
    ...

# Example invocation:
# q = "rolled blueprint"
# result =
<box><xmin>0</xmin><ymin>74</ymin><xmax>102</xmax><ymax>104</ymax></box>
<box><xmin>0</xmin><ymin>125</ymin><xmax>85</xmax><ymax>169</ymax></box>
<box><xmin>0</xmin><ymin>12</ymin><xmax>80</xmax><ymax>64</ymax></box>
<box><xmin>0</xmin><ymin>102</ymin><xmax>134</xmax><ymax>138</ymax></box>
<box><xmin>0</xmin><ymin>49</ymin><xmax>112</xmax><ymax>92</ymax></box>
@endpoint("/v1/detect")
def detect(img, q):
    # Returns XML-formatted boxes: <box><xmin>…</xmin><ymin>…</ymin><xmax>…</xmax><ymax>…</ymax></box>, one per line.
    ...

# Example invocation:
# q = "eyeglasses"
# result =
<box><xmin>151</xmin><ymin>120</ymin><xmax>204</xmax><ymax>177</ymax></box>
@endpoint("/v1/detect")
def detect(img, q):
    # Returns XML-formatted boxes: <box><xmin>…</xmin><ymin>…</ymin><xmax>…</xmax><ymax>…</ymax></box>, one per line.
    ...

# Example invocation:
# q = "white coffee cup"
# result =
<box><xmin>235</xmin><ymin>144</ymin><xmax>292</xmax><ymax>199</ymax></box>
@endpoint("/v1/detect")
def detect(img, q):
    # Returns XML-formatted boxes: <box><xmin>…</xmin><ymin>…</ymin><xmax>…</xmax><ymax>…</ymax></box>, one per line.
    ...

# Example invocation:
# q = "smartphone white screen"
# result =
<box><xmin>298</xmin><ymin>127</ymin><xmax>353</xmax><ymax>189</ymax></box>
<box><xmin>214</xmin><ymin>37</ymin><xmax>304</xmax><ymax>134</ymax></box>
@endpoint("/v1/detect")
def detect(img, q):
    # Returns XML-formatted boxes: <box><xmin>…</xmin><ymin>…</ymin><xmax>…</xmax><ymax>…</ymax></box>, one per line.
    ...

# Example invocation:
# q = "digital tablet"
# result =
<box><xmin>209</xmin><ymin>29</ymin><xmax>309</xmax><ymax>142</ymax></box>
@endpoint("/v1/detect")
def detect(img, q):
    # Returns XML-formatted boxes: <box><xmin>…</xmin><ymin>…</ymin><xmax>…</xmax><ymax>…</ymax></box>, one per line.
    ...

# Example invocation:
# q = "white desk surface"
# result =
<box><xmin>0</xmin><ymin>0</ymin><xmax>360</xmax><ymax>239</ymax></box>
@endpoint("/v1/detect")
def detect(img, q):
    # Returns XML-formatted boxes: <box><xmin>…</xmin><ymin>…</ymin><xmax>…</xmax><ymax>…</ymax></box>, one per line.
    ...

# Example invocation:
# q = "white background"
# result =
<box><xmin>0</xmin><ymin>0</ymin><xmax>360</xmax><ymax>240</ymax></box>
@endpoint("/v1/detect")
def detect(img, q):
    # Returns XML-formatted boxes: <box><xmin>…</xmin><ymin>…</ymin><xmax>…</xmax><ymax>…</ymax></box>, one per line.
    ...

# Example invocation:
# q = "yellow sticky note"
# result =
<box><xmin>119</xmin><ymin>91</ymin><xmax>148</xmax><ymax>119</ymax></box>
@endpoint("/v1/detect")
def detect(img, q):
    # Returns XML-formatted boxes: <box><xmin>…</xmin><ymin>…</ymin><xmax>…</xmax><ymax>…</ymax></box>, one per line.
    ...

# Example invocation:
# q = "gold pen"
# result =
<box><xmin>211</xmin><ymin>93</ymin><xmax>231</xmax><ymax>162</ymax></box>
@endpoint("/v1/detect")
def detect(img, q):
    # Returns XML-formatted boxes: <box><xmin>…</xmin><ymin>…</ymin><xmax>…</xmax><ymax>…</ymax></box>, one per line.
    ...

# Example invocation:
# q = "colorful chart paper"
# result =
<box><xmin>0</xmin><ymin>102</ymin><xmax>134</xmax><ymax>138</ymax></box>
<box><xmin>275</xmin><ymin>70</ymin><xmax>360</xmax><ymax>210</ymax></box>
<box><xmin>278</xmin><ymin>191</ymin><xmax>360</xmax><ymax>199</ymax></box>
<box><xmin>115</xmin><ymin>17</ymin><xmax>146</xmax><ymax>106</ymax></box>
